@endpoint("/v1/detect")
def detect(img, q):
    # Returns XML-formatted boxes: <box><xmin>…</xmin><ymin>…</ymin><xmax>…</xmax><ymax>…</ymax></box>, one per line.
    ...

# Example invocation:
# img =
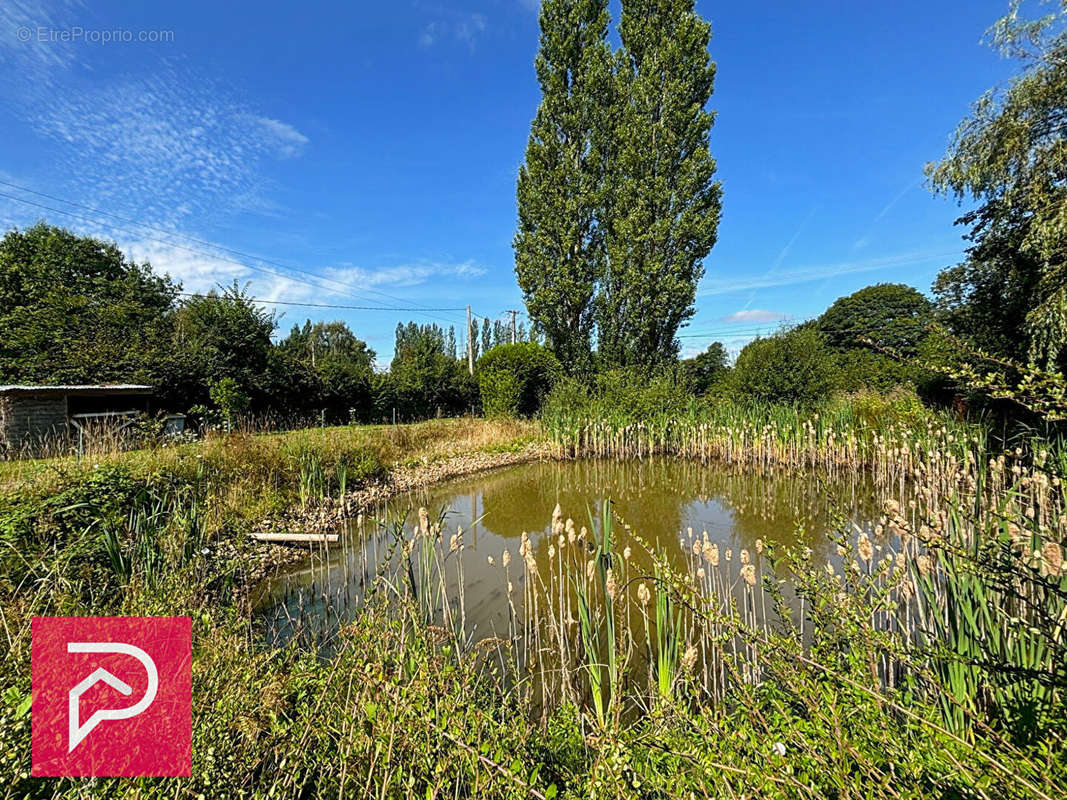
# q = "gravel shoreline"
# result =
<box><xmin>239</xmin><ymin>442</ymin><xmax>554</xmax><ymax>590</ymax></box>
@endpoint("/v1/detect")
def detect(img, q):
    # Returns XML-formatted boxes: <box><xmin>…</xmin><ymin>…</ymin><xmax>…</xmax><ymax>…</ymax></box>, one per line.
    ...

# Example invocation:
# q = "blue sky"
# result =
<box><xmin>0</xmin><ymin>0</ymin><xmax>1019</xmax><ymax>363</ymax></box>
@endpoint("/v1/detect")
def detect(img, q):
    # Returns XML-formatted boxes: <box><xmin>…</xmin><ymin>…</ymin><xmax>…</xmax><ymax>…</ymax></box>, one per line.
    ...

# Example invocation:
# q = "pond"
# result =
<box><xmin>258</xmin><ymin>458</ymin><xmax>886</xmax><ymax>647</ymax></box>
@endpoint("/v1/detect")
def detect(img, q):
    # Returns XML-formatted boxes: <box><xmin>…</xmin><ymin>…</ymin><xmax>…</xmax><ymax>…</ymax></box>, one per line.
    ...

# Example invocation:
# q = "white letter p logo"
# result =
<box><xmin>67</xmin><ymin>642</ymin><xmax>158</xmax><ymax>752</ymax></box>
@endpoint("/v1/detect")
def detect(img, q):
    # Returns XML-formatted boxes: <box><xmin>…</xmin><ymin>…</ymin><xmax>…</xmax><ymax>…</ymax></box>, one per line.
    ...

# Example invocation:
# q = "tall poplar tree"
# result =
<box><xmin>514</xmin><ymin>0</ymin><xmax>612</xmax><ymax>371</ymax></box>
<box><xmin>598</xmin><ymin>0</ymin><xmax>722</xmax><ymax>368</ymax></box>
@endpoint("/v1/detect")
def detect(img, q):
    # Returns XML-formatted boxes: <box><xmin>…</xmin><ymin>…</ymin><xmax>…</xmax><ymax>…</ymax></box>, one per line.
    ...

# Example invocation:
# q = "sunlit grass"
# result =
<box><xmin>0</xmin><ymin>417</ymin><xmax>539</xmax><ymax>527</ymax></box>
<box><xmin>3</xmin><ymin>399</ymin><xmax>1066</xmax><ymax>797</ymax></box>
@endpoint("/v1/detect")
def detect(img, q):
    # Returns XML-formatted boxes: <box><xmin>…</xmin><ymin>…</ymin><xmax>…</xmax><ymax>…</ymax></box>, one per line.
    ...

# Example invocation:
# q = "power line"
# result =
<box><xmin>678</xmin><ymin>330</ymin><xmax>777</xmax><ymax>339</ymax></box>
<box><xmin>0</xmin><ymin>178</ymin><xmax>476</xmax><ymax>321</ymax></box>
<box><xmin>678</xmin><ymin>314</ymin><xmax>925</xmax><ymax>340</ymax></box>
<box><xmin>677</xmin><ymin>327</ymin><xmax>784</xmax><ymax>338</ymax></box>
<box><xmin>2</xmin><ymin>179</ymin><xmax>894</xmax><ymax>338</ymax></box>
<box><xmin>677</xmin><ymin>317</ymin><xmax>821</xmax><ymax>338</ymax></box>
<box><xmin>176</xmin><ymin>291</ymin><xmax>466</xmax><ymax>312</ymax></box>
<box><xmin>0</xmin><ymin>185</ymin><xmax>471</xmax><ymax>327</ymax></box>
<box><xmin>678</xmin><ymin>326</ymin><xmax>902</xmax><ymax>340</ymax></box>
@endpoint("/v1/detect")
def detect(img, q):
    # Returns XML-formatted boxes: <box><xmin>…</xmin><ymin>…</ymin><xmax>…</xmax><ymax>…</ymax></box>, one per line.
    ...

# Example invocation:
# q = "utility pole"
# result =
<box><xmin>505</xmin><ymin>310</ymin><xmax>519</xmax><ymax>344</ymax></box>
<box><xmin>466</xmin><ymin>305</ymin><xmax>474</xmax><ymax>374</ymax></box>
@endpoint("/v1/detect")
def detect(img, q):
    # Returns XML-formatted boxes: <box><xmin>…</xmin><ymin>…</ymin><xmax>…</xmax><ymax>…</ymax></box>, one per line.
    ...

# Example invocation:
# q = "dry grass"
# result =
<box><xmin>353</xmin><ymin>416</ymin><xmax>539</xmax><ymax>464</ymax></box>
<box><xmin>0</xmin><ymin>417</ymin><xmax>542</xmax><ymax>543</ymax></box>
<box><xmin>0</xmin><ymin>417</ymin><xmax>539</xmax><ymax>494</ymax></box>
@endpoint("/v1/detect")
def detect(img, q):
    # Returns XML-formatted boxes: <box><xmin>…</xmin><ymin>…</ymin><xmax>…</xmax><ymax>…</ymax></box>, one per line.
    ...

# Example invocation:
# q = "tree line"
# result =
<box><xmin>2</xmin><ymin>2</ymin><xmax>1062</xmax><ymax>428</ymax></box>
<box><xmin>0</xmin><ymin>218</ymin><xmax>939</xmax><ymax>424</ymax></box>
<box><xmin>0</xmin><ymin>223</ymin><xmax>374</xmax><ymax>422</ymax></box>
<box><xmin>0</xmin><ymin>222</ymin><xmax>542</xmax><ymax>425</ymax></box>
<box><xmin>519</xmin><ymin>0</ymin><xmax>1067</xmax><ymax>416</ymax></box>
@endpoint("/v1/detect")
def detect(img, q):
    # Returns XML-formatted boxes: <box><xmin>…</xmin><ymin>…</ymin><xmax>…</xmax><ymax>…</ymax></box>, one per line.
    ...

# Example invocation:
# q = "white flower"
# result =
<box><xmin>201</xmin><ymin>547</ymin><xmax>211</xmax><ymax>556</ymax></box>
<box><xmin>772</xmin><ymin>741</ymin><xmax>786</xmax><ymax>757</ymax></box>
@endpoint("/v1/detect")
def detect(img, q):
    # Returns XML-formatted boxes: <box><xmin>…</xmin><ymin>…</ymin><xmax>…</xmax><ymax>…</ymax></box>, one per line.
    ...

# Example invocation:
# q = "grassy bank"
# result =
<box><xmin>2</xmin><ymin>405</ymin><xmax>1065</xmax><ymax>798</ymax></box>
<box><xmin>1</xmin><ymin>417</ymin><xmax>545</xmax><ymax>797</ymax></box>
<box><xmin>0</xmin><ymin>416</ymin><xmax>538</xmax><ymax>530</ymax></box>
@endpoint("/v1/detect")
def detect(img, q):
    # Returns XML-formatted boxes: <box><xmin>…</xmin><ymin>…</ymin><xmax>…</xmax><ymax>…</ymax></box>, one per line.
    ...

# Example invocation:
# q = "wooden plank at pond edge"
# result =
<box><xmin>251</xmin><ymin>532</ymin><xmax>339</xmax><ymax>544</ymax></box>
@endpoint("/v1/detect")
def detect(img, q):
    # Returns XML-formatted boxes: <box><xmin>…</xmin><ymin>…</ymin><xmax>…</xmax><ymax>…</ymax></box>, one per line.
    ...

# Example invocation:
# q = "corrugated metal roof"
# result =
<box><xmin>0</xmin><ymin>384</ymin><xmax>152</xmax><ymax>393</ymax></box>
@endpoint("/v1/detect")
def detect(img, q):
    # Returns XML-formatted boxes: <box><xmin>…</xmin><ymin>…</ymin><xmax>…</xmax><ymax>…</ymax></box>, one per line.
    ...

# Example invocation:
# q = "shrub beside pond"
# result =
<box><xmin>477</xmin><ymin>342</ymin><xmax>562</xmax><ymax>417</ymax></box>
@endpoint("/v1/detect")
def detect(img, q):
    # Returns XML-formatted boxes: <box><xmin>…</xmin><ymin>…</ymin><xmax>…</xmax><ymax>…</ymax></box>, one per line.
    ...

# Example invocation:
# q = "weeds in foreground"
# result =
<box><xmin>261</xmin><ymin>455</ymin><xmax>1065</xmax><ymax>798</ymax></box>
<box><xmin>2</xmin><ymin>406</ymin><xmax>1066</xmax><ymax>797</ymax></box>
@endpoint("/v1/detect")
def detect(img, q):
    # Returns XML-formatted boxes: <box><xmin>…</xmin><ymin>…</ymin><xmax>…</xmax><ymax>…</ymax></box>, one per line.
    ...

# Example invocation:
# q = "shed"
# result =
<box><xmin>0</xmin><ymin>384</ymin><xmax>153</xmax><ymax>455</ymax></box>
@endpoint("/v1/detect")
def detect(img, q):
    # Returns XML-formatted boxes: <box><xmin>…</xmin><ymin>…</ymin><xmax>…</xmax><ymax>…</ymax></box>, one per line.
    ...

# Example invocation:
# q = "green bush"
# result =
<box><xmin>477</xmin><ymin>342</ymin><xmax>561</xmax><ymax>417</ymax></box>
<box><xmin>542</xmin><ymin>367</ymin><xmax>702</xmax><ymax>423</ymax></box>
<box><xmin>844</xmin><ymin>386</ymin><xmax>929</xmax><ymax>432</ymax></box>
<box><xmin>730</xmin><ymin>327</ymin><xmax>837</xmax><ymax>405</ymax></box>
<box><xmin>209</xmin><ymin>377</ymin><xmax>250</xmax><ymax>427</ymax></box>
<box><xmin>388</xmin><ymin>350</ymin><xmax>475</xmax><ymax>421</ymax></box>
<box><xmin>679</xmin><ymin>342</ymin><xmax>730</xmax><ymax>395</ymax></box>
<box><xmin>815</xmin><ymin>283</ymin><xmax>941</xmax><ymax>396</ymax></box>
<box><xmin>816</xmin><ymin>283</ymin><xmax>933</xmax><ymax>356</ymax></box>
<box><xmin>833</xmin><ymin>349</ymin><xmax>915</xmax><ymax>393</ymax></box>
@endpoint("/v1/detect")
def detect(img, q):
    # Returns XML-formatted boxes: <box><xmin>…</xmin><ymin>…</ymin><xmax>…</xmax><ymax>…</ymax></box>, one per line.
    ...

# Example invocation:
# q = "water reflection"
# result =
<box><xmin>260</xmin><ymin>458</ymin><xmax>881</xmax><ymax>645</ymax></box>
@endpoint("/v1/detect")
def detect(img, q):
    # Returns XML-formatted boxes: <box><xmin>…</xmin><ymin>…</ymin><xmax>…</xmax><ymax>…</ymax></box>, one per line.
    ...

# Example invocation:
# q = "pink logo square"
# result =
<box><xmin>32</xmin><ymin>616</ymin><xmax>192</xmax><ymax>777</ymax></box>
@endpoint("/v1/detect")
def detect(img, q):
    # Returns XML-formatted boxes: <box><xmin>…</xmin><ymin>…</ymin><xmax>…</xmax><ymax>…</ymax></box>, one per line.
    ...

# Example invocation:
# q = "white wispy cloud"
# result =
<box><xmin>721</xmin><ymin>309</ymin><xmax>790</xmax><ymax>324</ymax></box>
<box><xmin>418</xmin><ymin>11</ymin><xmax>488</xmax><ymax>49</ymax></box>
<box><xmin>0</xmin><ymin>0</ymin><xmax>489</xmax><ymax>350</ymax></box>
<box><xmin>680</xmin><ymin>336</ymin><xmax>752</xmax><ymax>362</ymax></box>
<box><xmin>1</xmin><ymin>1</ymin><xmax>309</xmax><ymax>229</ymax></box>
<box><xmin>768</xmin><ymin>209</ymin><xmax>816</xmax><ymax>274</ymax></box>
<box><xmin>120</xmin><ymin>235</ymin><xmax>486</xmax><ymax>304</ymax></box>
<box><xmin>0</xmin><ymin>0</ymin><xmax>83</xmax><ymax>71</ymax></box>
<box><xmin>735</xmin><ymin>206</ymin><xmax>817</xmax><ymax>312</ymax></box>
<box><xmin>852</xmin><ymin>178</ymin><xmax>923</xmax><ymax>250</ymax></box>
<box><xmin>324</xmin><ymin>261</ymin><xmax>487</xmax><ymax>289</ymax></box>
<box><xmin>699</xmin><ymin>249</ymin><xmax>958</xmax><ymax>296</ymax></box>
<box><xmin>419</xmin><ymin>22</ymin><xmax>440</xmax><ymax>47</ymax></box>
<box><xmin>24</xmin><ymin>72</ymin><xmax>311</xmax><ymax>227</ymax></box>
<box><xmin>122</xmin><ymin>237</ymin><xmax>251</xmax><ymax>293</ymax></box>
<box><xmin>247</xmin><ymin>115</ymin><xmax>310</xmax><ymax>159</ymax></box>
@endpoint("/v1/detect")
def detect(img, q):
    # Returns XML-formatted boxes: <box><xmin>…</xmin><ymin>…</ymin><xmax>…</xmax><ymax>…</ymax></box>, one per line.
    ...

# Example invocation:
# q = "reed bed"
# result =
<box><xmin>265</xmin><ymin>465</ymin><xmax>1065</xmax><ymax>796</ymax></box>
<box><xmin>542</xmin><ymin>400</ymin><xmax>1067</xmax><ymax>725</ymax></box>
<box><xmin>545</xmin><ymin>398</ymin><xmax>1067</xmax><ymax>547</ymax></box>
<box><xmin>259</xmin><ymin>396</ymin><xmax>1067</xmax><ymax>795</ymax></box>
<box><xmin>5</xmin><ymin>401</ymin><xmax>1067</xmax><ymax>796</ymax></box>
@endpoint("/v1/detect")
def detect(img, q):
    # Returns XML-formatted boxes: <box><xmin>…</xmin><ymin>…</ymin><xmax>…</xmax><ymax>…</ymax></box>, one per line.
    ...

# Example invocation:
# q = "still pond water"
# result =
<box><xmin>259</xmin><ymin>458</ymin><xmax>883</xmax><ymax>644</ymax></box>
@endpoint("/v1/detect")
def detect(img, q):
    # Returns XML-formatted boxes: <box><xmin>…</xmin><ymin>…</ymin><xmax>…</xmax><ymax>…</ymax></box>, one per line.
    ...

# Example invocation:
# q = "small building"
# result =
<box><xmin>0</xmin><ymin>384</ymin><xmax>153</xmax><ymax>456</ymax></box>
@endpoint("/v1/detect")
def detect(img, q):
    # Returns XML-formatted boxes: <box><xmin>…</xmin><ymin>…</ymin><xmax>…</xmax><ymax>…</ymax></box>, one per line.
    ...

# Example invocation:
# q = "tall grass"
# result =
<box><xmin>569</xmin><ymin>500</ymin><xmax>618</xmax><ymax>727</ymax></box>
<box><xmin>650</xmin><ymin>557</ymin><xmax>683</xmax><ymax>701</ymax></box>
<box><xmin>264</xmin><ymin>478</ymin><xmax>1065</xmax><ymax>796</ymax></box>
<box><xmin>542</xmin><ymin>392</ymin><xmax>1066</xmax><ymax>729</ymax></box>
<box><xmin>0</xmin><ymin>418</ymin><xmax>538</xmax><ymax>540</ymax></box>
<box><xmin>3</xmin><ymin>404</ymin><xmax>1066</xmax><ymax>797</ymax></box>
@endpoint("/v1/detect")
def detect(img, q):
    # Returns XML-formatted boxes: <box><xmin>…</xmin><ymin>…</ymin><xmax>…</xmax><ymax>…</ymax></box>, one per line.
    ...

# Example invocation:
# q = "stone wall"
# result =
<box><xmin>0</xmin><ymin>394</ymin><xmax>69</xmax><ymax>454</ymax></box>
